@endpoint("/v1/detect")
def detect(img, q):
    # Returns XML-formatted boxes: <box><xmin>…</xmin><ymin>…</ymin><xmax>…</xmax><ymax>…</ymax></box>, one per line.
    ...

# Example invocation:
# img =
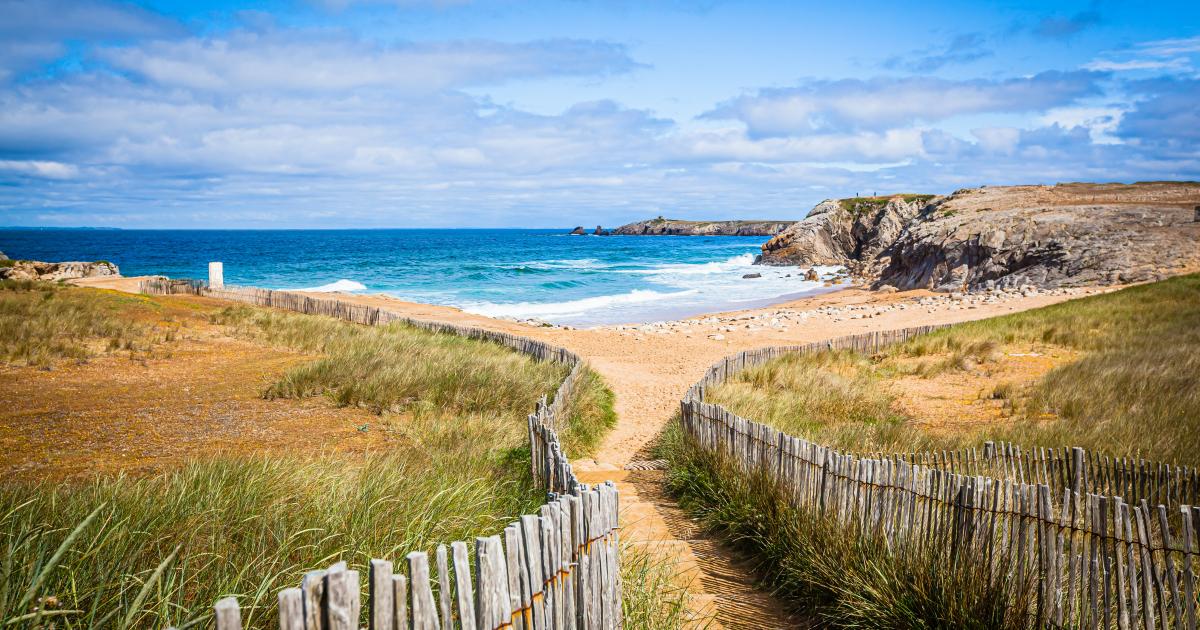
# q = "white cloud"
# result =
<box><xmin>971</xmin><ymin>127</ymin><xmax>1021</xmax><ymax>155</ymax></box>
<box><xmin>0</xmin><ymin>0</ymin><xmax>179</xmax><ymax>78</ymax></box>
<box><xmin>0</xmin><ymin>159</ymin><xmax>79</xmax><ymax>179</ymax></box>
<box><xmin>99</xmin><ymin>32</ymin><xmax>640</xmax><ymax>93</ymax></box>
<box><xmin>1037</xmin><ymin>106</ymin><xmax>1123</xmax><ymax>144</ymax></box>
<box><xmin>1084</xmin><ymin>58</ymin><xmax>1190</xmax><ymax>72</ymax></box>
<box><xmin>1084</xmin><ymin>36</ymin><xmax>1200</xmax><ymax>75</ymax></box>
<box><xmin>703</xmin><ymin>72</ymin><xmax>1106</xmax><ymax>137</ymax></box>
<box><xmin>676</xmin><ymin>127</ymin><xmax>927</xmax><ymax>163</ymax></box>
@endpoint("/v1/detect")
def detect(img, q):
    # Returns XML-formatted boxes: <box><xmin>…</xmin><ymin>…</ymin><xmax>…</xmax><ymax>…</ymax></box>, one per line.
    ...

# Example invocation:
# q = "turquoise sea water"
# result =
<box><xmin>0</xmin><ymin>229</ymin><xmax>841</xmax><ymax>326</ymax></box>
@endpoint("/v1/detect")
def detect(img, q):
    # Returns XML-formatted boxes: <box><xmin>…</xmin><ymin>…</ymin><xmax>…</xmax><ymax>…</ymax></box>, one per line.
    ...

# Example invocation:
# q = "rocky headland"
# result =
<box><xmin>757</xmin><ymin>182</ymin><xmax>1200</xmax><ymax>291</ymax></box>
<box><xmin>0</xmin><ymin>259</ymin><xmax>120</xmax><ymax>281</ymax></box>
<box><xmin>613</xmin><ymin>217</ymin><xmax>795</xmax><ymax>236</ymax></box>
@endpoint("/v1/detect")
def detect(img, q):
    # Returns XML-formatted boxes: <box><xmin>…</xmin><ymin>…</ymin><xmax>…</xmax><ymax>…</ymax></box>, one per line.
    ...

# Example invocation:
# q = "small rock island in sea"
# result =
<box><xmin>605</xmin><ymin>216</ymin><xmax>796</xmax><ymax>236</ymax></box>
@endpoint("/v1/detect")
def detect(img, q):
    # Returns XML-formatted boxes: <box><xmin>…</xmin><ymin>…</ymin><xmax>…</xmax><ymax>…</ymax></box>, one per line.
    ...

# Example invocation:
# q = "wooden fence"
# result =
<box><xmin>140</xmin><ymin>279</ymin><xmax>621</xmax><ymax>629</ymax></box>
<box><xmin>680</xmin><ymin>325</ymin><xmax>1200</xmax><ymax>629</ymax></box>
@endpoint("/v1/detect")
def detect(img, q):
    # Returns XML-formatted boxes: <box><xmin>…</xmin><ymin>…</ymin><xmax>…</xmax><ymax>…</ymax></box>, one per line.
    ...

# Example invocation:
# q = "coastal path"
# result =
<box><xmin>78</xmin><ymin>276</ymin><xmax>1083</xmax><ymax>627</ymax></box>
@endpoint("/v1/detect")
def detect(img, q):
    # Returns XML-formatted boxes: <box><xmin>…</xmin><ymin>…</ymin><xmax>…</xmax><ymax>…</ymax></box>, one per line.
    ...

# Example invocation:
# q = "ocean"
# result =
<box><xmin>0</xmin><ymin>229</ymin><xmax>842</xmax><ymax>326</ymax></box>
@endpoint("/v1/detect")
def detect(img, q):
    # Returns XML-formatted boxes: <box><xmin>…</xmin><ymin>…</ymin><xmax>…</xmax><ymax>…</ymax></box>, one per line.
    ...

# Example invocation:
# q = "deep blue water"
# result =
<box><xmin>0</xmin><ymin>229</ymin><xmax>840</xmax><ymax>326</ymax></box>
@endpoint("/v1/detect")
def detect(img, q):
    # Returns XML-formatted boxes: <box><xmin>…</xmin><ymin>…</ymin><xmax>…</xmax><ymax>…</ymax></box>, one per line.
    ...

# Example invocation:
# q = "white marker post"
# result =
<box><xmin>208</xmin><ymin>262</ymin><xmax>224</xmax><ymax>288</ymax></box>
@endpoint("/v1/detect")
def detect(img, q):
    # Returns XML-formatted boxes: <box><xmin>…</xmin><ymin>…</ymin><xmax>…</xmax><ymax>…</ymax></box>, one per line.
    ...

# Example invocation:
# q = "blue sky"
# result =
<box><xmin>0</xmin><ymin>0</ymin><xmax>1198</xmax><ymax>228</ymax></box>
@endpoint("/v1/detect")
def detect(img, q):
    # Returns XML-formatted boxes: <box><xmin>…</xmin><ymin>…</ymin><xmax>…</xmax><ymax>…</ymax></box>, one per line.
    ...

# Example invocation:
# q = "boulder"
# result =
<box><xmin>742</xmin><ymin>273</ymin><xmax>762</xmax><ymax>279</ymax></box>
<box><xmin>593</xmin><ymin>226</ymin><xmax>610</xmax><ymax>236</ymax></box>
<box><xmin>569</xmin><ymin>226</ymin><xmax>586</xmax><ymax>235</ymax></box>
<box><xmin>0</xmin><ymin>260</ymin><xmax>120</xmax><ymax>281</ymax></box>
<box><xmin>804</xmin><ymin>267</ymin><xmax>819</xmax><ymax>281</ymax></box>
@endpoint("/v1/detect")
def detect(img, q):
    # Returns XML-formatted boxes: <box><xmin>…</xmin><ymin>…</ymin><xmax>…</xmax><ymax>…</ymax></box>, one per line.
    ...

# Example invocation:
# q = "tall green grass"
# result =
<box><xmin>0</xmin><ymin>280</ymin><xmax>160</xmax><ymax>367</ymax></box>
<box><xmin>0</xmin><ymin>446</ymin><xmax>538</xmax><ymax>628</ymax></box>
<box><xmin>709</xmin><ymin>273</ymin><xmax>1200</xmax><ymax>465</ymax></box>
<box><xmin>1</xmin><ymin>293</ymin><xmax>627</xmax><ymax>627</ymax></box>
<box><xmin>210</xmin><ymin>305</ymin><xmax>614</xmax><ymax>457</ymax></box>
<box><xmin>619</xmin><ymin>542</ymin><xmax>692</xmax><ymax>630</ymax></box>
<box><xmin>659</xmin><ymin>422</ymin><xmax>1034</xmax><ymax>629</ymax></box>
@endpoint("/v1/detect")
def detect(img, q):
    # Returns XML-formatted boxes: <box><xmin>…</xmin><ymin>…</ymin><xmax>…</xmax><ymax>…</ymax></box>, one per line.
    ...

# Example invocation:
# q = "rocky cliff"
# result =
<box><xmin>0</xmin><ymin>259</ymin><xmax>120</xmax><ymax>281</ymax></box>
<box><xmin>757</xmin><ymin>183</ymin><xmax>1200</xmax><ymax>291</ymax></box>
<box><xmin>614</xmin><ymin>218</ymin><xmax>795</xmax><ymax>236</ymax></box>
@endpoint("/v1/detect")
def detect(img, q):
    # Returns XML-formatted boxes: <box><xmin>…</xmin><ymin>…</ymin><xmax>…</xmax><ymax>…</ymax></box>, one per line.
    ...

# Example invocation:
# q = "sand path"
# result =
<box><xmin>77</xmin><ymin>275</ymin><xmax>1087</xmax><ymax>627</ymax></box>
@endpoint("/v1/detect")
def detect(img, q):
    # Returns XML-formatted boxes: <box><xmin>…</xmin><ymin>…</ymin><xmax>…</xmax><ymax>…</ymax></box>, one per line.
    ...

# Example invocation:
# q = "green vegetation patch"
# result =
<box><xmin>209</xmin><ymin>304</ymin><xmax>612</xmax><ymax>457</ymax></box>
<box><xmin>838</xmin><ymin>194</ymin><xmax>935</xmax><ymax>218</ymax></box>
<box><xmin>708</xmin><ymin>273</ymin><xmax>1200</xmax><ymax>465</ymax></box>
<box><xmin>0</xmin><ymin>280</ymin><xmax>166</xmax><ymax>367</ymax></box>
<box><xmin>659</xmin><ymin>421</ymin><xmax>1029</xmax><ymax>629</ymax></box>
<box><xmin>1</xmin><ymin>290</ymin><xmax>622</xmax><ymax>627</ymax></box>
<box><xmin>0</xmin><ymin>449</ymin><xmax>542</xmax><ymax>629</ymax></box>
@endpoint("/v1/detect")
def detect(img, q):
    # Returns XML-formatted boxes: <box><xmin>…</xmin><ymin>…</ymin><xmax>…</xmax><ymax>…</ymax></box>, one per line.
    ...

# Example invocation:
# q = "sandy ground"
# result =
<box><xmin>1</xmin><ymin>288</ymin><xmax>393</xmax><ymax>479</ymax></box>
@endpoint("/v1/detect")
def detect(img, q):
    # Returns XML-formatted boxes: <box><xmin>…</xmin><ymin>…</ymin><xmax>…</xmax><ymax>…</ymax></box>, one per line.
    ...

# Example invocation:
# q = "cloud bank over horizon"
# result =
<box><xmin>0</xmin><ymin>0</ymin><xmax>1197</xmax><ymax>228</ymax></box>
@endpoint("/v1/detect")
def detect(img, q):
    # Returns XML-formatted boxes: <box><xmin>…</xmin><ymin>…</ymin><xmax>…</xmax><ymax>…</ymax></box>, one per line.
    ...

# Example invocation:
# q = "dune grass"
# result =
<box><xmin>618</xmin><ymin>541</ymin><xmax>692</xmax><ymax>630</ymax></box>
<box><xmin>0</xmin><ymin>289</ymin><xmax>629</xmax><ymax>627</ymax></box>
<box><xmin>0</xmin><ymin>280</ymin><xmax>167</xmax><ymax>367</ymax></box>
<box><xmin>659</xmin><ymin>421</ymin><xmax>1031</xmax><ymax>629</ymax></box>
<box><xmin>708</xmin><ymin>273</ymin><xmax>1200</xmax><ymax>465</ymax></box>
<box><xmin>666</xmin><ymin>274</ymin><xmax>1200</xmax><ymax>626</ymax></box>
<box><xmin>209</xmin><ymin>304</ymin><xmax>614</xmax><ymax>457</ymax></box>
<box><xmin>1</xmin><ymin>446</ymin><xmax>539</xmax><ymax>628</ymax></box>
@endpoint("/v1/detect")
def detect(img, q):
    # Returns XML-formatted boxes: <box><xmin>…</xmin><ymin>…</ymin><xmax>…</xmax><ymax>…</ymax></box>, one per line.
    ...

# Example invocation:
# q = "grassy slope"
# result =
<box><xmin>210</xmin><ymin>304</ymin><xmax>615</xmax><ymax>458</ymax></box>
<box><xmin>663</xmin><ymin>274</ymin><xmax>1199</xmax><ymax>627</ymax></box>
<box><xmin>708</xmin><ymin>273</ymin><xmax>1200</xmax><ymax>465</ymax></box>
<box><xmin>0</xmin><ymin>284</ymin><xmax>636</xmax><ymax>628</ymax></box>
<box><xmin>0</xmin><ymin>279</ymin><xmax>171</xmax><ymax>366</ymax></box>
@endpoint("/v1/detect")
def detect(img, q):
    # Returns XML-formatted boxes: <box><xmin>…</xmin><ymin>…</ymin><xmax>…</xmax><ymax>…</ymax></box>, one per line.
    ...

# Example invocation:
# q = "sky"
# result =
<box><xmin>0</xmin><ymin>0</ymin><xmax>1198</xmax><ymax>228</ymax></box>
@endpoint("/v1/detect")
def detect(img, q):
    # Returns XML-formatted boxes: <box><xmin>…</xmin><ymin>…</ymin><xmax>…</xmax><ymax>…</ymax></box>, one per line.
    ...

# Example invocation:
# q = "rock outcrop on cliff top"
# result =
<box><xmin>0</xmin><ymin>259</ymin><xmax>120</xmax><ymax>281</ymax></box>
<box><xmin>614</xmin><ymin>218</ymin><xmax>795</xmax><ymax>236</ymax></box>
<box><xmin>757</xmin><ymin>182</ymin><xmax>1200</xmax><ymax>291</ymax></box>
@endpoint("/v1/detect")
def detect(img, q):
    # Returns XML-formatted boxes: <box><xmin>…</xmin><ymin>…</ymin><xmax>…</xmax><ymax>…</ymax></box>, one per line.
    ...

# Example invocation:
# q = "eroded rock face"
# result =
<box><xmin>878</xmin><ymin>202</ymin><xmax>1200</xmax><ymax>291</ymax></box>
<box><xmin>0</xmin><ymin>260</ymin><xmax>120</xmax><ymax>281</ymax></box>
<box><xmin>758</xmin><ymin>183</ymin><xmax>1200</xmax><ymax>291</ymax></box>
<box><xmin>758</xmin><ymin>197</ymin><xmax>926</xmax><ymax>275</ymax></box>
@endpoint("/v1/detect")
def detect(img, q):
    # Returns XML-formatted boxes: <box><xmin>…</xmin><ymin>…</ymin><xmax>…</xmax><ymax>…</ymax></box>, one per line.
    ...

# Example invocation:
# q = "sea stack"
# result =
<box><xmin>569</xmin><ymin>226</ymin><xmax>586</xmax><ymax>235</ymax></box>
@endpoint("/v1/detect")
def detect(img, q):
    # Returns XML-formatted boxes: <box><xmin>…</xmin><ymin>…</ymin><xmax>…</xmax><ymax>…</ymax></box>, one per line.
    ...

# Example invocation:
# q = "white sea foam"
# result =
<box><xmin>464</xmin><ymin>288</ymin><xmax>697</xmax><ymax>320</ymax></box>
<box><xmin>300</xmin><ymin>279</ymin><xmax>367</xmax><ymax>292</ymax></box>
<box><xmin>618</xmin><ymin>253</ymin><xmax>758</xmax><ymax>276</ymax></box>
<box><xmin>463</xmin><ymin>254</ymin><xmax>846</xmax><ymax>325</ymax></box>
